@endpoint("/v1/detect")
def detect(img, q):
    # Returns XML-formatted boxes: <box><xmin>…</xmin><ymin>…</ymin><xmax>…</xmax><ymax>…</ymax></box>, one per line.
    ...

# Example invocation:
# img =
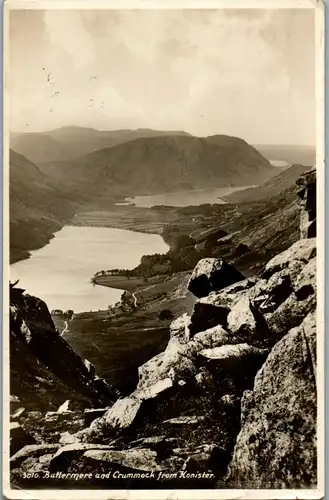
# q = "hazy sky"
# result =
<box><xmin>9</xmin><ymin>8</ymin><xmax>315</xmax><ymax>145</ymax></box>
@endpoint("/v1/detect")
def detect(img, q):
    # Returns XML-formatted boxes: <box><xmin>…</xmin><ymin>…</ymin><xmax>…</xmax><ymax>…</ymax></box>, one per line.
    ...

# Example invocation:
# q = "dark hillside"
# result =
<box><xmin>224</xmin><ymin>163</ymin><xmax>309</xmax><ymax>203</ymax></box>
<box><xmin>10</xmin><ymin>150</ymin><xmax>76</xmax><ymax>263</ymax></box>
<box><xmin>40</xmin><ymin>134</ymin><xmax>276</xmax><ymax>197</ymax></box>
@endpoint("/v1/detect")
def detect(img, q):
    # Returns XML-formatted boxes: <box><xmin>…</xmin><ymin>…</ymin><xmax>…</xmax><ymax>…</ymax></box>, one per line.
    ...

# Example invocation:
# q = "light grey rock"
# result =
<box><xmin>227</xmin><ymin>311</ymin><xmax>317</xmax><ymax>488</ymax></box>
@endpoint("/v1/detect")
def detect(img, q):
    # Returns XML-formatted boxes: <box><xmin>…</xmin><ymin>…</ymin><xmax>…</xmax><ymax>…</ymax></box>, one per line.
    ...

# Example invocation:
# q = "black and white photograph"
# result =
<box><xmin>3</xmin><ymin>0</ymin><xmax>324</xmax><ymax>497</ymax></box>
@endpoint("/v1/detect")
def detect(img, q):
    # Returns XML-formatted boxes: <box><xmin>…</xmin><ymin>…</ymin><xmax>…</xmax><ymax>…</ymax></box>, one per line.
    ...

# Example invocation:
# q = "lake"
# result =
<box><xmin>123</xmin><ymin>185</ymin><xmax>256</xmax><ymax>208</ymax></box>
<box><xmin>10</xmin><ymin>226</ymin><xmax>169</xmax><ymax>313</ymax></box>
<box><xmin>269</xmin><ymin>160</ymin><xmax>291</xmax><ymax>168</ymax></box>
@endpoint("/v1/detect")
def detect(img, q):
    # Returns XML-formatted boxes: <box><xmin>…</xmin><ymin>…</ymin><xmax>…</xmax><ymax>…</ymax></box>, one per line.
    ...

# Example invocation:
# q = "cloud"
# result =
<box><xmin>9</xmin><ymin>9</ymin><xmax>315</xmax><ymax>145</ymax></box>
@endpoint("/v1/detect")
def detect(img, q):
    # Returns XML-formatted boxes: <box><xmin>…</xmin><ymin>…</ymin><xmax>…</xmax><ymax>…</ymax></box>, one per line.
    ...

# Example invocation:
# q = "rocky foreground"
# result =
<box><xmin>9</xmin><ymin>169</ymin><xmax>317</xmax><ymax>490</ymax></box>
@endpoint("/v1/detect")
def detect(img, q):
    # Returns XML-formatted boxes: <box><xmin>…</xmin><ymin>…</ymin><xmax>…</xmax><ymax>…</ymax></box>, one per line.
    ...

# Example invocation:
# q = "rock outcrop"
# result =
<box><xmin>297</xmin><ymin>167</ymin><xmax>316</xmax><ymax>239</ymax></box>
<box><xmin>10</xmin><ymin>286</ymin><xmax>120</xmax><ymax>412</ymax></box>
<box><xmin>227</xmin><ymin>311</ymin><xmax>317</xmax><ymax>489</ymax></box>
<box><xmin>9</xmin><ymin>168</ymin><xmax>317</xmax><ymax>490</ymax></box>
<box><xmin>71</xmin><ymin>230</ymin><xmax>316</xmax><ymax>486</ymax></box>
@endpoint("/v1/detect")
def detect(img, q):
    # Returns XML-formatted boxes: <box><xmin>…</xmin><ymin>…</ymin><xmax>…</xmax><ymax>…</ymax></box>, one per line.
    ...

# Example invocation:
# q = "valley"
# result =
<box><xmin>9</xmin><ymin>129</ymin><xmax>313</xmax><ymax>399</ymax></box>
<box><xmin>9</xmin><ymin>165</ymin><xmax>317</xmax><ymax>490</ymax></box>
<box><xmin>50</xmin><ymin>173</ymin><xmax>304</xmax><ymax>398</ymax></box>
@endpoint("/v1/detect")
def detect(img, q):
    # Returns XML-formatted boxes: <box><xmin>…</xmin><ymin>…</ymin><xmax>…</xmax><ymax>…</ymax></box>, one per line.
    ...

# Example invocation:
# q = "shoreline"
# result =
<box><xmin>10</xmin><ymin>182</ymin><xmax>252</xmax><ymax>266</ymax></box>
<box><xmin>11</xmin><ymin>212</ymin><xmax>173</xmax><ymax>314</ymax></box>
<box><xmin>10</xmin><ymin>181</ymin><xmax>257</xmax><ymax>267</ymax></box>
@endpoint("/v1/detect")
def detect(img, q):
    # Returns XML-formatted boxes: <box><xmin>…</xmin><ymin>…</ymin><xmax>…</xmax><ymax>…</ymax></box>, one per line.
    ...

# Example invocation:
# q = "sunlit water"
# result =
<box><xmin>10</xmin><ymin>226</ymin><xmax>169</xmax><ymax>313</ymax></box>
<box><xmin>123</xmin><ymin>185</ymin><xmax>256</xmax><ymax>208</ymax></box>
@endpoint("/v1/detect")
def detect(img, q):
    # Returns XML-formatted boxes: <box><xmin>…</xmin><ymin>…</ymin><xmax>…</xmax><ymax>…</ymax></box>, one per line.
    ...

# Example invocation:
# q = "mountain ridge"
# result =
<box><xmin>10</xmin><ymin>127</ymin><xmax>192</xmax><ymax>164</ymax></box>
<box><xmin>37</xmin><ymin>133</ymin><xmax>276</xmax><ymax>196</ymax></box>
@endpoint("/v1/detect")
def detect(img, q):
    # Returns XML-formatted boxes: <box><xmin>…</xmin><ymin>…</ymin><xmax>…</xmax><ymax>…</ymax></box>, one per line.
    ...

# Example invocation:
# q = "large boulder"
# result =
<box><xmin>261</xmin><ymin>238</ymin><xmax>316</xmax><ymax>280</ymax></box>
<box><xmin>134</xmin><ymin>378</ymin><xmax>173</xmax><ymax>401</ymax></box>
<box><xmin>11</xmin><ymin>444</ymin><xmax>60</xmax><ymax>470</ymax></box>
<box><xmin>50</xmin><ymin>443</ymin><xmax>119</xmax><ymax>471</ymax></box>
<box><xmin>10</xmin><ymin>445</ymin><xmax>61</xmax><ymax>482</ymax></box>
<box><xmin>136</xmin><ymin>323</ymin><xmax>236</xmax><ymax>396</ymax></box>
<box><xmin>188</xmin><ymin>258</ymin><xmax>245</xmax><ymax>298</ymax></box>
<box><xmin>88</xmin><ymin>378</ymin><xmax>175</xmax><ymax>438</ymax></box>
<box><xmin>227</xmin><ymin>311</ymin><xmax>317</xmax><ymax>488</ymax></box>
<box><xmin>95</xmin><ymin>397</ymin><xmax>142</xmax><ymax>431</ymax></box>
<box><xmin>188</xmin><ymin>278</ymin><xmax>262</xmax><ymax>337</ymax></box>
<box><xmin>189</xmin><ymin>293</ymin><xmax>236</xmax><ymax>335</ymax></box>
<box><xmin>83</xmin><ymin>447</ymin><xmax>163</xmax><ymax>471</ymax></box>
<box><xmin>226</xmin><ymin>297</ymin><xmax>257</xmax><ymax>339</ymax></box>
<box><xmin>265</xmin><ymin>273</ymin><xmax>316</xmax><ymax>341</ymax></box>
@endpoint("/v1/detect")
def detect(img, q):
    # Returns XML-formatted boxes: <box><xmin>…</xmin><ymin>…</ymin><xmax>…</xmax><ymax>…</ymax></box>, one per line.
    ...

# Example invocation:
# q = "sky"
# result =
<box><xmin>9</xmin><ymin>8</ymin><xmax>315</xmax><ymax>145</ymax></box>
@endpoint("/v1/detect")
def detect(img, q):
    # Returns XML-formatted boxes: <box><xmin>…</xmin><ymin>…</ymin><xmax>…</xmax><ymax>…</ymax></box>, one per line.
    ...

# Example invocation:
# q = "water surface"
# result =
<box><xmin>124</xmin><ymin>186</ymin><xmax>256</xmax><ymax>208</ymax></box>
<box><xmin>10</xmin><ymin>226</ymin><xmax>168</xmax><ymax>313</ymax></box>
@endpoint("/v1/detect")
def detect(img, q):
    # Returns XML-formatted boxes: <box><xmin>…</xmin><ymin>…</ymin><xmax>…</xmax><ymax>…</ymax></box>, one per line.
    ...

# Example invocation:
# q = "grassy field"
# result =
<box><xmin>62</xmin><ymin>271</ymin><xmax>194</xmax><ymax>394</ymax></box>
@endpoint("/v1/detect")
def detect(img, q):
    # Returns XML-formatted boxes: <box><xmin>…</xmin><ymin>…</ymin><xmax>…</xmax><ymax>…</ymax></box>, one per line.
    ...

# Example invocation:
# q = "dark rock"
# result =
<box><xmin>188</xmin><ymin>258</ymin><xmax>245</xmax><ymax>298</ymax></box>
<box><xmin>194</xmin><ymin>369</ymin><xmax>214</xmax><ymax>389</ymax></box>
<box><xmin>10</xmin><ymin>291</ymin><xmax>120</xmax><ymax>410</ymax></box>
<box><xmin>296</xmin><ymin>167</ymin><xmax>316</xmax><ymax>239</ymax></box>
<box><xmin>175</xmin><ymin>443</ymin><xmax>220</xmax><ymax>473</ymax></box>
<box><xmin>200</xmin><ymin>344</ymin><xmax>268</xmax><ymax>392</ymax></box>
<box><xmin>233</xmin><ymin>243</ymin><xmax>251</xmax><ymax>257</ymax></box>
<box><xmin>307</xmin><ymin>218</ymin><xmax>316</xmax><ymax>238</ymax></box>
<box><xmin>227</xmin><ymin>311</ymin><xmax>317</xmax><ymax>488</ymax></box>
<box><xmin>191</xmin><ymin>226</ymin><xmax>227</xmax><ymax>244</ymax></box>
<box><xmin>195</xmin><ymin>240</ymin><xmax>208</xmax><ymax>252</ymax></box>
<box><xmin>189</xmin><ymin>295</ymin><xmax>234</xmax><ymax>335</ymax></box>
<box><xmin>129</xmin><ymin>435</ymin><xmax>176</xmax><ymax>449</ymax></box>
<box><xmin>50</xmin><ymin>443</ymin><xmax>118</xmax><ymax>471</ymax></box>
<box><xmin>10</xmin><ymin>422</ymin><xmax>36</xmax><ymax>456</ymax></box>
<box><xmin>83</xmin><ymin>408</ymin><xmax>108</xmax><ymax>426</ymax></box>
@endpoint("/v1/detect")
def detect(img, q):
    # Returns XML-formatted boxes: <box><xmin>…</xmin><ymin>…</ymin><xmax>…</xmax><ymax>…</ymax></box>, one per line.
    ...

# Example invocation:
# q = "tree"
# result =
<box><xmin>159</xmin><ymin>309</ymin><xmax>174</xmax><ymax>321</ymax></box>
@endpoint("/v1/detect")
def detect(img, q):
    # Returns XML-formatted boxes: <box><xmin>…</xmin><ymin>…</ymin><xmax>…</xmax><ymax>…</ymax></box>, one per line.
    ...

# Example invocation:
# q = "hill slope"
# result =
<box><xmin>40</xmin><ymin>134</ymin><xmax>276</xmax><ymax>197</ymax></box>
<box><xmin>10</xmin><ymin>150</ymin><xmax>76</xmax><ymax>263</ymax></box>
<box><xmin>224</xmin><ymin>163</ymin><xmax>309</xmax><ymax>203</ymax></box>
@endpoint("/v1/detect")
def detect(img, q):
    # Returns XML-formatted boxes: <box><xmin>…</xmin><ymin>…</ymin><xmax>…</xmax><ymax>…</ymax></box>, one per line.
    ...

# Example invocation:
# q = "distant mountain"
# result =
<box><xmin>39</xmin><ymin>134</ymin><xmax>277</xmax><ymax>197</ymax></box>
<box><xmin>10</xmin><ymin>127</ymin><xmax>192</xmax><ymax>164</ymax></box>
<box><xmin>10</xmin><ymin>150</ymin><xmax>76</xmax><ymax>263</ymax></box>
<box><xmin>254</xmin><ymin>144</ymin><xmax>316</xmax><ymax>167</ymax></box>
<box><xmin>224</xmin><ymin>163</ymin><xmax>310</xmax><ymax>204</ymax></box>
